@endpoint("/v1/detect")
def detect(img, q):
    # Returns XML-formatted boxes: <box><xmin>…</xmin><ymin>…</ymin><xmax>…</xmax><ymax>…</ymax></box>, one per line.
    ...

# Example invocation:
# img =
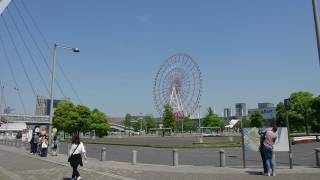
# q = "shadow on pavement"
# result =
<box><xmin>245</xmin><ymin>171</ymin><xmax>264</xmax><ymax>176</ymax></box>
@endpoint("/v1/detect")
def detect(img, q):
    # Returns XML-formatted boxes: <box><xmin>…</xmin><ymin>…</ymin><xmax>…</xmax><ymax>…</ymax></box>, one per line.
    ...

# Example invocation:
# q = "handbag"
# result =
<box><xmin>68</xmin><ymin>144</ymin><xmax>80</xmax><ymax>162</ymax></box>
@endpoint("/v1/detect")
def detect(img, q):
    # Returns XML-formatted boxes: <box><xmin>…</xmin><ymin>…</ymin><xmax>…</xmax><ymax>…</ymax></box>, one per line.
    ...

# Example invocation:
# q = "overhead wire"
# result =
<box><xmin>12</xmin><ymin>0</ymin><xmax>68</xmax><ymax>99</ymax></box>
<box><xmin>0</xmin><ymin>29</ymin><xmax>27</xmax><ymax>114</ymax></box>
<box><xmin>16</xmin><ymin>0</ymin><xmax>82</xmax><ymax>104</ymax></box>
<box><xmin>1</xmin><ymin>14</ymin><xmax>38</xmax><ymax>98</ymax></box>
<box><xmin>7</xmin><ymin>7</ymin><xmax>50</xmax><ymax>96</ymax></box>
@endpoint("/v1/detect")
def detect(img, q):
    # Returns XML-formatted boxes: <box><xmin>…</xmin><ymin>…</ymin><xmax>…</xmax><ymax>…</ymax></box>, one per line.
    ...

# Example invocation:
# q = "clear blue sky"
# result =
<box><xmin>0</xmin><ymin>0</ymin><xmax>319</xmax><ymax>117</ymax></box>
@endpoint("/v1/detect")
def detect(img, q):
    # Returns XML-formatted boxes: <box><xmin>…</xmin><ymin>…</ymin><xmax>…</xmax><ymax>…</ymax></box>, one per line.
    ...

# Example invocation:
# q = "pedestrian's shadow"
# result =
<box><xmin>62</xmin><ymin>178</ymin><xmax>73</xmax><ymax>180</ymax></box>
<box><xmin>245</xmin><ymin>171</ymin><xmax>264</xmax><ymax>176</ymax></box>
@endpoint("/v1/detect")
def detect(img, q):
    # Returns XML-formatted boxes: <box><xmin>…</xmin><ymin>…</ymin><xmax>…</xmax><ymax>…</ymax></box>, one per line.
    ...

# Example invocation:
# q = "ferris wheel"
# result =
<box><xmin>153</xmin><ymin>53</ymin><xmax>202</xmax><ymax>119</ymax></box>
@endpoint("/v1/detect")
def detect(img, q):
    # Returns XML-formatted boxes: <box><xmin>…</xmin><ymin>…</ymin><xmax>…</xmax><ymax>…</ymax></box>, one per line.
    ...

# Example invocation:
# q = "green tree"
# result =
<box><xmin>163</xmin><ymin>104</ymin><xmax>175</xmax><ymax>130</ymax></box>
<box><xmin>76</xmin><ymin>105</ymin><xmax>92</xmax><ymax>133</ymax></box>
<box><xmin>124</xmin><ymin>113</ymin><xmax>132</xmax><ymax>128</ymax></box>
<box><xmin>288</xmin><ymin>111</ymin><xmax>304</xmax><ymax>132</ymax></box>
<box><xmin>91</xmin><ymin>109</ymin><xmax>110</xmax><ymax>137</ymax></box>
<box><xmin>53</xmin><ymin>101</ymin><xmax>79</xmax><ymax>134</ymax></box>
<box><xmin>144</xmin><ymin>115</ymin><xmax>156</xmax><ymax>132</ymax></box>
<box><xmin>310</xmin><ymin>96</ymin><xmax>320</xmax><ymax>132</ymax></box>
<box><xmin>234</xmin><ymin>117</ymin><xmax>251</xmax><ymax>129</ymax></box>
<box><xmin>53</xmin><ymin>101</ymin><xmax>110</xmax><ymax>135</ymax></box>
<box><xmin>133</xmin><ymin>119</ymin><xmax>143</xmax><ymax>132</ymax></box>
<box><xmin>250</xmin><ymin>111</ymin><xmax>264</xmax><ymax>127</ymax></box>
<box><xmin>182</xmin><ymin>117</ymin><xmax>194</xmax><ymax>132</ymax></box>
<box><xmin>202</xmin><ymin>107</ymin><xmax>225</xmax><ymax>130</ymax></box>
<box><xmin>275</xmin><ymin>102</ymin><xmax>286</xmax><ymax>127</ymax></box>
<box><xmin>289</xmin><ymin>92</ymin><xmax>313</xmax><ymax>133</ymax></box>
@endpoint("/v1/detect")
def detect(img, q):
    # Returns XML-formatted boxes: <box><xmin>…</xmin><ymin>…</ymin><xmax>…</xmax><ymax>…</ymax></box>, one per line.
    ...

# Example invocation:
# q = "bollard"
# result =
<box><xmin>198</xmin><ymin>136</ymin><xmax>203</xmax><ymax>143</ymax></box>
<box><xmin>219</xmin><ymin>149</ymin><xmax>226</xmax><ymax>167</ymax></box>
<box><xmin>315</xmin><ymin>148</ymin><xmax>320</xmax><ymax>167</ymax></box>
<box><xmin>132</xmin><ymin>150</ymin><xmax>137</xmax><ymax>165</ymax></box>
<box><xmin>273</xmin><ymin>152</ymin><xmax>276</xmax><ymax>176</ymax></box>
<box><xmin>173</xmin><ymin>149</ymin><xmax>179</xmax><ymax>166</ymax></box>
<box><xmin>316</xmin><ymin>135</ymin><xmax>319</xmax><ymax>142</ymax></box>
<box><xmin>67</xmin><ymin>144</ymin><xmax>71</xmax><ymax>156</ymax></box>
<box><xmin>100</xmin><ymin>147</ymin><xmax>107</xmax><ymax>161</ymax></box>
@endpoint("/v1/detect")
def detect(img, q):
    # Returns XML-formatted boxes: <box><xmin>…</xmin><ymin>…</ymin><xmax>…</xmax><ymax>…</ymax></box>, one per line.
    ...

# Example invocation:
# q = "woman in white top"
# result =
<box><xmin>68</xmin><ymin>134</ymin><xmax>87</xmax><ymax>180</ymax></box>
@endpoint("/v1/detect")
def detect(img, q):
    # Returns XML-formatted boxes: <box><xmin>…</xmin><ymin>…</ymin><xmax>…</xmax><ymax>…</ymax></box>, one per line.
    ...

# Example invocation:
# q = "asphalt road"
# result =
<box><xmin>58</xmin><ymin>137</ymin><xmax>320</xmax><ymax>167</ymax></box>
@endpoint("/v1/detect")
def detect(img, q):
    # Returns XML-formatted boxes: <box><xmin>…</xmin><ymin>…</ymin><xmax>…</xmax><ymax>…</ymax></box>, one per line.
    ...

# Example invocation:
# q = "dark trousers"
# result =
<box><xmin>41</xmin><ymin>148</ymin><xmax>48</xmax><ymax>157</ymax></box>
<box><xmin>259</xmin><ymin>145</ymin><xmax>267</xmax><ymax>173</ymax></box>
<box><xmin>30</xmin><ymin>142</ymin><xmax>33</xmax><ymax>153</ymax></box>
<box><xmin>32</xmin><ymin>143</ymin><xmax>38</xmax><ymax>154</ymax></box>
<box><xmin>72</xmin><ymin>164</ymin><xmax>80</xmax><ymax>178</ymax></box>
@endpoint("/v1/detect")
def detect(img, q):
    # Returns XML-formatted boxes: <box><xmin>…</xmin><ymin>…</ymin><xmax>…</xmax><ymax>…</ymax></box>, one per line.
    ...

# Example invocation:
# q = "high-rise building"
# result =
<box><xmin>258</xmin><ymin>103</ymin><xmax>274</xmax><ymax>109</ymax></box>
<box><xmin>235</xmin><ymin>103</ymin><xmax>247</xmax><ymax>117</ymax></box>
<box><xmin>223</xmin><ymin>108</ymin><xmax>232</xmax><ymax>118</ymax></box>
<box><xmin>35</xmin><ymin>96</ymin><xmax>63</xmax><ymax>116</ymax></box>
<box><xmin>248</xmin><ymin>102</ymin><xmax>276</xmax><ymax>120</ymax></box>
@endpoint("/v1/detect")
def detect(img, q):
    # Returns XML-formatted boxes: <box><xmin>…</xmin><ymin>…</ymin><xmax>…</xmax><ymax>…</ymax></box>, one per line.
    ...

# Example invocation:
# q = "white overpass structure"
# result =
<box><xmin>0</xmin><ymin>114</ymin><xmax>49</xmax><ymax>124</ymax></box>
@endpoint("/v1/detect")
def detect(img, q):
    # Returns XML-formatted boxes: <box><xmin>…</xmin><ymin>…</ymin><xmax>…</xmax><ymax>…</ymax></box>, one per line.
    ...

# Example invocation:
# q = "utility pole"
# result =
<box><xmin>312</xmin><ymin>0</ymin><xmax>320</xmax><ymax>66</ymax></box>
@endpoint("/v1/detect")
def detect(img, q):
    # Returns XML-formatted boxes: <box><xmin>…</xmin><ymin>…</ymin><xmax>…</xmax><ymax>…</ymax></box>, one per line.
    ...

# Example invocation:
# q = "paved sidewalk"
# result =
<box><xmin>0</xmin><ymin>144</ymin><xmax>320</xmax><ymax>180</ymax></box>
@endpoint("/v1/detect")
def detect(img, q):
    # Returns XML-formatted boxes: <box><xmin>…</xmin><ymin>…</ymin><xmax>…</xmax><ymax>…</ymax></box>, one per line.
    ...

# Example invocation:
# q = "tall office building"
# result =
<box><xmin>35</xmin><ymin>96</ymin><xmax>63</xmax><ymax>116</ymax></box>
<box><xmin>223</xmin><ymin>108</ymin><xmax>232</xmax><ymax>118</ymax></box>
<box><xmin>258</xmin><ymin>103</ymin><xmax>274</xmax><ymax>109</ymax></box>
<box><xmin>235</xmin><ymin>103</ymin><xmax>247</xmax><ymax>117</ymax></box>
<box><xmin>248</xmin><ymin>102</ymin><xmax>276</xmax><ymax>120</ymax></box>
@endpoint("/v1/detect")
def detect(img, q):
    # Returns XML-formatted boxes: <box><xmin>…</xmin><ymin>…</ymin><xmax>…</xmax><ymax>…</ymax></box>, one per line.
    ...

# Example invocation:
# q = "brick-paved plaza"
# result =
<box><xmin>1</xmin><ymin>143</ymin><xmax>320</xmax><ymax>180</ymax></box>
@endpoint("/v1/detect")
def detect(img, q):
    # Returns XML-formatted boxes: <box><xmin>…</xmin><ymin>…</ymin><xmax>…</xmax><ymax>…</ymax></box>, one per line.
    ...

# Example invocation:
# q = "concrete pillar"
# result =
<box><xmin>100</xmin><ymin>147</ymin><xmax>107</xmax><ymax>161</ymax></box>
<box><xmin>315</xmin><ymin>148</ymin><xmax>320</xmax><ymax>167</ymax></box>
<box><xmin>132</xmin><ymin>150</ymin><xmax>137</xmax><ymax>165</ymax></box>
<box><xmin>173</xmin><ymin>149</ymin><xmax>178</xmax><ymax>166</ymax></box>
<box><xmin>273</xmin><ymin>151</ymin><xmax>276</xmax><ymax>175</ymax></box>
<box><xmin>219</xmin><ymin>149</ymin><xmax>226</xmax><ymax>167</ymax></box>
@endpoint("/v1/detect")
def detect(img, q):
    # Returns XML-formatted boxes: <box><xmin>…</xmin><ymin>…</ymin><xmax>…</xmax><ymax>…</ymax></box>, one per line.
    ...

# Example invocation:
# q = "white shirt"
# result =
<box><xmin>69</xmin><ymin>142</ymin><xmax>86</xmax><ymax>155</ymax></box>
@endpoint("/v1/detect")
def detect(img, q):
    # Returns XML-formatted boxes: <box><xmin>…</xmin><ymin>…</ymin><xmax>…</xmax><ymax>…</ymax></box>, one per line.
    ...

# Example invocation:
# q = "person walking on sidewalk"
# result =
<box><xmin>68</xmin><ymin>134</ymin><xmax>87</xmax><ymax>180</ymax></box>
<box><xmin>263</xmin><ymin>126</ymin><xmax>278</xmax><ymax>176</ymax></box>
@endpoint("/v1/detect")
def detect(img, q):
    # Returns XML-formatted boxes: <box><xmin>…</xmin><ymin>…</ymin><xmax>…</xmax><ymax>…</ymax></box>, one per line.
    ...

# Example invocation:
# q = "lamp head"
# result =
<box><xmin>72</xmin><ymin>48</ymin><xmax>80</xmax><ymax>53</ymax></box>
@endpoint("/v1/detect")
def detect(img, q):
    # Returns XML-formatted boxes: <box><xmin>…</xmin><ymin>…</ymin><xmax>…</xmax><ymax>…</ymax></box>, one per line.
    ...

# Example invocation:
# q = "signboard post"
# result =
<box><xmin>284</xmin><ymin>98</ymin><xmax>293</xmax><ymax>169</ymax></box>
<box><xmin>241</xmin><ymin>118</ymin><xmax>246</xmax><ymax>168</ymax></box>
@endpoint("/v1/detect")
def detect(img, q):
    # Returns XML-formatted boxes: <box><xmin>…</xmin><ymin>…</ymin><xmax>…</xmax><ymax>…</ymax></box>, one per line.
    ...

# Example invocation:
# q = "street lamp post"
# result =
<box><xmin>48</xmin><ymin>43</ymin><xmax>80</xmax><ymax>146</ymax></box>
<box><xmin>312</xmin><ymin>0</ymin><xmax>320</xmax><ymax>66</ymax></box>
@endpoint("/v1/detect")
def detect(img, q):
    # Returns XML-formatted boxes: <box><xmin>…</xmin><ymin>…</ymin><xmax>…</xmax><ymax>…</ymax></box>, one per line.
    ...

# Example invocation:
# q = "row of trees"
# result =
<box><xmin>275</xmin><ymin>91</ymin><xmax>320</xmax><ymax>133</ymax></box>
<box><xmin>124</xmin><ymin>113</ymin><xmax>156</xmax><ymax>133</ymax></box>
<box><xmin>236</xmin><ymin>91</ymin><xmax>320</xmax><ymax>134</ymax></box>
<box><xmin>162</xmin><ymin>104</ymin><xmax>226</xmax><ymax>132</ymax></box>
<box><xmin>53</xmin><ymin>101</ymin><xmax>110</xmax><ymax>137</ymax></box>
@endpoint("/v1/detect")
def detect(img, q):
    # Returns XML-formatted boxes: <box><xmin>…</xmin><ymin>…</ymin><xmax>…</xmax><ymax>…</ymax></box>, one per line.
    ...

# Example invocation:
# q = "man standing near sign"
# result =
<box><xmin>263</xmin><ymin>126</ymin><xmax>278</xmax><ymax>176</ymax></box>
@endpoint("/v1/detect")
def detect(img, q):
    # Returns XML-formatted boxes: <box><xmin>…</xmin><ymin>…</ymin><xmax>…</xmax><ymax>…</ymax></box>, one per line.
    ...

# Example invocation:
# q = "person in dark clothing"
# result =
<box><xmin>68</xmin><ymin>134</ymin><xmax>87</xmax><ymax>180</ymax></box>
<box><xmin>29</xmin><ymin>133</ymin><xmax>35</xmax><ymax>154</ymax></box>
<box><xmin>258</xmin><ymin>129</ymin><xmax>267</xmax><ymax>175</ymax></box>
<box><xmin>33</xmin><ymin>133</ymin><xmax>40</xmax><ymax>154</ymax></box>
